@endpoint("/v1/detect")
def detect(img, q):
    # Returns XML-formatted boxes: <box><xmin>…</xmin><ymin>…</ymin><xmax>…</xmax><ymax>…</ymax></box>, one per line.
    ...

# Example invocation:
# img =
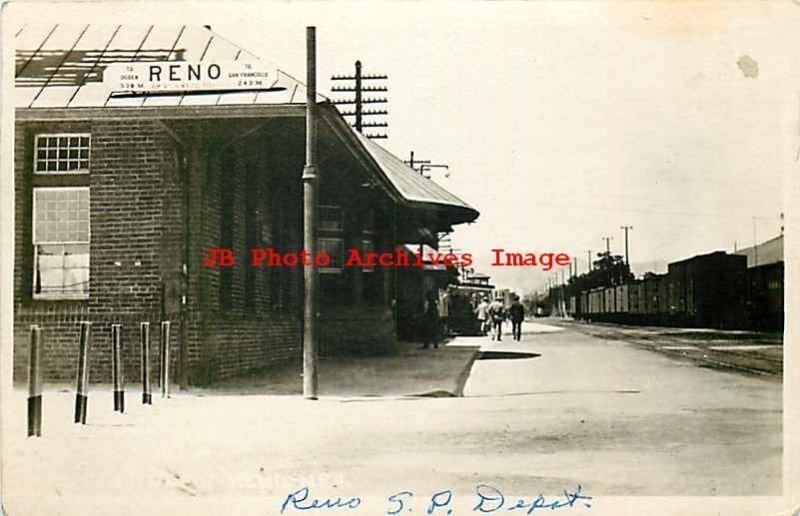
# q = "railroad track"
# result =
<box><xmin>564</xmin><ymin>322</ymin><xmax>783</xmax><ymax>378</ymax></box>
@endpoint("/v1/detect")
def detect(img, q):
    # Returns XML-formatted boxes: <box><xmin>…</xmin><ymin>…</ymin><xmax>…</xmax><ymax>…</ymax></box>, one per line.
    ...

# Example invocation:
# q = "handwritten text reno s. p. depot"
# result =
<box><xmin>203</xmin><ymin>248</ymin><xmax>572</xmax><ymax>271</ymax></box>
<box><xmin>280</xmin><ymin>484</ymin><xmax>592</xmax><ymax>515</ymax></box>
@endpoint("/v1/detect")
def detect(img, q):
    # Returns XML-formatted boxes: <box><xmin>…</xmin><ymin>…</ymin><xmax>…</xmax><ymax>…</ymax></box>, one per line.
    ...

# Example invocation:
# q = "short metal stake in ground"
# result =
<box><xmin>111</xmin><ymin>324</ymin><xmax>125</xmax><ymax>413</ymax></box>
<box><xmin>141</xmin><ymin>322</ymin><xmax>152</xmax><ymax>405</ymax></box>
<box><xmin>27</xmin><ymin>325</ymin><xmax>43</xmax><ymax>437</ymax></box>
<box><xmin>160</xmin><ymin>321</ymin><xmax>171</xmax><ymax>398</ymax></box>
<box><xmin>74</xmin><ymin>321</ymin><xmax>91</xmax><ymax>424</ymax></box>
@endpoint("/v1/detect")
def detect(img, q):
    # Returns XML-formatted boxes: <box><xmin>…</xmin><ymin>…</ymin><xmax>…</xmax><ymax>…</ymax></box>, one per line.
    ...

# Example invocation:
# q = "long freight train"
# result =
<box><xmin>562</xmin><ymin>251</ymin><xmax>783</xmax><ymax>331</ymax></box>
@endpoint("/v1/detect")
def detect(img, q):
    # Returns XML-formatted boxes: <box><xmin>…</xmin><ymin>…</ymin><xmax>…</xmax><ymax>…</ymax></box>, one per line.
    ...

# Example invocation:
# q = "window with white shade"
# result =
<box><xmin>32</xmin><ymin>187</ymin><xmax>90</xmax><ymax>299</ymax></box>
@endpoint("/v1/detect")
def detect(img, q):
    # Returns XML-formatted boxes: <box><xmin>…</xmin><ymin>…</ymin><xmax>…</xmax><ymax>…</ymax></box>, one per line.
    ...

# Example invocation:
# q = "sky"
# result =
<box><xmin>5</xmin><ymin>1</ymin><xmax>799</xmax><ymax>293</ymax></box>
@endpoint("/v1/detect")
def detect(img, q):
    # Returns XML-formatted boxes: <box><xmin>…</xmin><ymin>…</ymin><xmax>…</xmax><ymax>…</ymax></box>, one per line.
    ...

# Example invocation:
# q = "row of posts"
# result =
<box><xmin>27</xmin><ymin>321</ymin><xmax>171</xmax><ymax>437</ymax></box>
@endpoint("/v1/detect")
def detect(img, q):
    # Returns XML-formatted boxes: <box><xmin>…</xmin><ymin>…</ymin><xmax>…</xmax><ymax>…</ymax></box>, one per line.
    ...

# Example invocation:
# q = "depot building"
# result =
<box><xmin>12</xmin><ymin>24</ymin><xmax>478</xmax><ymax>385</ymax></box>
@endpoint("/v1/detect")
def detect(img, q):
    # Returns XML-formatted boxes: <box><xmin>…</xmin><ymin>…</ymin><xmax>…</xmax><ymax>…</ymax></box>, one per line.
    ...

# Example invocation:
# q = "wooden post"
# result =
<box><xmin>160</xmin><ymin>321</ymin><xmax>171</xmax><ymax>398</ymax></box>
<box><xmin>140</xmin><ymin>322</ymin><xmax>152</xmax><ymax>405</ymax></box>
<box><xmin>27</xmin><ymin>325</ymin><xmax>43</xmax><ymax>437</ymax></box>
<box><xmin>74</xmin><ymin>321</ymin><xmax>91</xmax><ymax>424</ymax></box>
<box><xmin>111</xmin><ymin>324</ymin><xmax>125</xmax><ymax>413</ymax></box>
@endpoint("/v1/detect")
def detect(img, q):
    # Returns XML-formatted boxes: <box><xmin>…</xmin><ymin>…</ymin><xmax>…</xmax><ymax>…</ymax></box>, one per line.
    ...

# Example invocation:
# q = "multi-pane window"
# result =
<box><xmin>362</xmin><ymin>239</ymin><xmax>375</xmax><ymax>272</ymax></box>
<box><xmin>34</xmin><ymin>134</ymin><xmax>90</xmax><ymax>174</ymax></box>
<box><xmin>318</xmin><ymin>237</ymin><xmax>344</xmax><ymax>273</ymax></box>
<box><xmin>32</xmin><ymin>187</ymin><xmax>90</xmax><ymax>299</ymax></box>
<box><xmin>319</xmin><ymin>205</ymin><xmax>344</xmax><ymax>232</ymax></box>
<box><xmin>362</xmin><ymin>209</ymin><xmax>376</xmax><ymax>234</ymax></box>
<box><xmin>318</xmin><ymin>204</ymin><xmax>344</xmax><ymax>273</ymax></box>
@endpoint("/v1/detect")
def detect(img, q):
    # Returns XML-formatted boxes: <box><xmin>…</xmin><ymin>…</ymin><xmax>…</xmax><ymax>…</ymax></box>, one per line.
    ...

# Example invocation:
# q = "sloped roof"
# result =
<box><xmin>14</xmin><ymin>23</ymin><xmax>478</xmax><ymax>222</ymax></box>
<box><xmin>735</xmin><ymin>234</ymin><xmax>783</xmax><ymax>268</ymax></box>
<box><xmin>14</xmin><ymin>24</ymin><xmax>312</xmax><ymax>108</ymax></box>
<box><xmin>353</xmin><ymin>130</ymin><xmax>475</xmax><ymax>213</ymax></box>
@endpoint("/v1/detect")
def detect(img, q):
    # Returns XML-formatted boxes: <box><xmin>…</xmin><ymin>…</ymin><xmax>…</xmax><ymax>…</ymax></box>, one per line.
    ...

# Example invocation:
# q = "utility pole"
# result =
<box><xmin>752</xmin><ymin>216</ymin><xmax>758</xmax><ymax>267</ymax></box>
<box><xmin>405</xmin><ymin>151</ymin><xmax>429</xmax><ymax>170</ymax></box>
<box><xmin>331</xmin><ymin>61</ymin><xmax>388</xmax><ymax>139</ymax></box>
<box><xmin>601</xmin><ymin>236</ymin><xmax>613</xmax><ymax>257</ymax></box>
<box><xmin>620</xmin><ymin>225</ymin><xmax>633</xmax><ymax>265</ymax></box>
<box><xmin>587</xmin><ymin>250</ymin><xmax>592</xmax><ymax>272</ymax></box>
<box><xmin>302</xmin><ymin>27</ymin><xmax>319</xmax><ymax>400</ymax></box>
<box><xmin>404</xmin><ymin>151</ymin><xmax>450</xmax><ymax>178</ymax></box>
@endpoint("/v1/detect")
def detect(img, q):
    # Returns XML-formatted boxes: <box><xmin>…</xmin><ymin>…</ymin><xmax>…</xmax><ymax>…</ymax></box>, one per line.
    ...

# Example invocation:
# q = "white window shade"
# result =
<box><xmin>33</xmin><ymin>187</ymin><xmax>90</xmax><ymax>299</ymax></box>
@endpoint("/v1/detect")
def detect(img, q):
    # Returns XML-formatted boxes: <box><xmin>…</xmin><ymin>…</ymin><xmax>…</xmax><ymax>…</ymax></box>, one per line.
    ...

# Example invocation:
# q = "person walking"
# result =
<box><xmin>509</xmin><ymin>295</ymin><xmax>526</xmax><ymax>341</ymax></box>
<box><xmin>421</xmin><ymin>290</ymin><xmax>440</xmax><ymax>349</ymax></box>
<box><xmin>475</xmin><ymin>296</ymin><xmax>490</xmax><ymax>336</ymax></box>
<box><xmin>488</xmin><ymin>295</ymin><xmax>506</xmax><ymax>341</ymax></box>
<box><xmin>438</xmin><ymin>290</ymin><xmax>450</xmax><ymax>338</ymax></box>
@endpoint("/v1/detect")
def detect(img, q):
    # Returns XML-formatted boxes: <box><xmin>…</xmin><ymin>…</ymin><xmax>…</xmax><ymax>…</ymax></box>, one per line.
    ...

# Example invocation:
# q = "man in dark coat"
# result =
<box><xmin>509</xmin><ymin>296</ymin><xmax>526</xmax><ymax>341</ymax></box>
<box><xmin>421</xmin><ymin>290</ymin><xmax>440</xmax><ymax>349</ymax></box>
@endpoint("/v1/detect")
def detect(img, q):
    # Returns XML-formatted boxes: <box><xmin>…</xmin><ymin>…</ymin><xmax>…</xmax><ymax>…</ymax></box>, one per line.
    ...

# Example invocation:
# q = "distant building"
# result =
<box><xmin>735</xmin><ymin>235</ymin><xmax>783</xmax><ymax>268</ymax></box>
<box><xmin>13</xmin><ymin>24</ymin><xmax>478</xmax><ymax>384</ymax></box>
<box><xmin>463</xmin><ymin>272</ymin><xmax>492</xmax><ymax>288</ymax></box>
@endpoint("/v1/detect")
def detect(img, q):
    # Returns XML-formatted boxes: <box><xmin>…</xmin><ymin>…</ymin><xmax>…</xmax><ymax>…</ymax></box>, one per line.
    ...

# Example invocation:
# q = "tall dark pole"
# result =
<box><xmin>602</xmin><ymin>237</ymin><xmax>612</xmax><ymax>257</ymax></box>
<box><xmin>587</xmin><ymin>250</ymin><xmax>592</xmax><ymax>272</ymax></box>
<box><xmin>303</xmin><ymin>27</ymin><xmax>319</xmax><ymax>400</ymax></box>
<box><xmin>331</xmin><ymin>63</ymin><xmax>388</xmax><ymax>139</ymax></box>
<box><xmin>620</xmin><ymin>225</ymin><xmax>633</xmax><ymax>265</ymax></box>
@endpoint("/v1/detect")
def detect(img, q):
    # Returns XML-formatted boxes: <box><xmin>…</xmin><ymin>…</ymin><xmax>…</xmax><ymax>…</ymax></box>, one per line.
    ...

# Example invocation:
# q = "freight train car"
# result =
<box><xmin>604</xmin><ymin>287</ymin><xmax>615</xmax><ymax>315</ymax></box>
<box><xmin>745</xmin><ymin>262</ymin><xmax>784</xmax><ymax>331</ymax></box>
<box><xmin>667</xmin><ymin>251</ymin><xmax>747</xmax><ymax>329</ymax></box>
<box><xmin>577</xmin><ymin>251</ymin><xmax>755</xmax><ymax>330</ymax></box>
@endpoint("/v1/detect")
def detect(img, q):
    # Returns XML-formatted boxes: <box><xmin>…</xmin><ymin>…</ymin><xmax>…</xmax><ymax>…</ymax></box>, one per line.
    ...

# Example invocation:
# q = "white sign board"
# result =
<box><xmin>103</xmin><ymin>61</ymin><xmax>279</xmax><ymax>92</ymax></box>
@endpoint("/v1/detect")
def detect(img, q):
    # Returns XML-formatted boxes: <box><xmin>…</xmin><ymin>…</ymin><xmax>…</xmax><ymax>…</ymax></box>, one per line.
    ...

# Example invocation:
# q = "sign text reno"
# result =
<box><xmin>104</xmin><ymin>61</ymin><xmax>279</xmax><ymax>92</ymax></box>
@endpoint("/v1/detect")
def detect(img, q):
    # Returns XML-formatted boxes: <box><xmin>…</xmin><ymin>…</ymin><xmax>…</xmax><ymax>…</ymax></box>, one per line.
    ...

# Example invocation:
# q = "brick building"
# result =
<box><xmin>13</xmin><ymin>25</ymin><xmax>478</xmax><ymax>385</ymax></box>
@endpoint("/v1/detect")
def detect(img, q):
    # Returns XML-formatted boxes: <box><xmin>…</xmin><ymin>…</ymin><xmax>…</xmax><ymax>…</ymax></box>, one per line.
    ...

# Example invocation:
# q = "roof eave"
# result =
<box><xmin>15</xmin><ymin>102</ymin><xmax>307</xmax><ymax>121</ymax></box>
<box><xmin>318</xmin><ymin>103</ymin><xmax>479</xmax><ymax>226</ymax></box>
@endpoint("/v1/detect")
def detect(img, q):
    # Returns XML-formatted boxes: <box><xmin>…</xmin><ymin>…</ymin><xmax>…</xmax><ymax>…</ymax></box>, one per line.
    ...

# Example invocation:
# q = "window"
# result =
<box><xmin>318</xmin><ymin>237</ymin><xmax>344</xmax><ymax>273</ymax></box>
<box><xmin>362</xmin><ymin>239</ymin><xmax>375</xmax><ymax>272</ymax></box>
<box><xmin>319</xmin><ymin>205</ymin><xmax>344</xmax><ymax>232</ymax></box>
<box><xmin>362</xmin><ymin>210</ymin><xmax>376</xmax><ymax>234</ymax></box>
<box><xmin>32</xmin><ymin>187</ymin><xmax>90</xmax><ymax>299</ymax></box>
<box><xmin>34</xmin><ymin>134</ymin><xmax>90</xmax><ymax>174</ymax></box>
<box><xmin>319</xmin><ymin>204</ymin><xmax>344</xmax><ymax>274</ymax></box>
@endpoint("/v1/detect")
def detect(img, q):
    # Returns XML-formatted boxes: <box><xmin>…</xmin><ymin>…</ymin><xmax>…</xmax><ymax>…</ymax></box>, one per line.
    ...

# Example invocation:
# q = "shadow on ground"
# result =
<box><xmin>190</xmin><ymin>338</ymin><xmax>482</xmax><ymax>398</ymax></box>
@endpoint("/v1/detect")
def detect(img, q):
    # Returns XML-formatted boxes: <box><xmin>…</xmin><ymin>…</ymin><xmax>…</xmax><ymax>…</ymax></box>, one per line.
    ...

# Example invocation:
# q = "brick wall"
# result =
<box><xmin>14</xmin><ymin>114</ymin><xmax>402</xmax><ymax>386</ymax></box>
<box><xmin>14</xmin><ymin>119</ymin><xmax>183</xmax><ymax>383</ymax></box>
<box><xmin>319</xmin><ymin>306</ymin><xmax>396</xmax><ymax>356</ymax></box>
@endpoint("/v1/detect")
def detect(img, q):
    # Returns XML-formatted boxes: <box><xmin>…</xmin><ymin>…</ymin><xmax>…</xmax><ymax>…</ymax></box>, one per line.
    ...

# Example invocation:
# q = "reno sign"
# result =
<box><xmin>104</xmin><ymin>61</ymin><xmax>279</xmax><ymax>92</ymax></box>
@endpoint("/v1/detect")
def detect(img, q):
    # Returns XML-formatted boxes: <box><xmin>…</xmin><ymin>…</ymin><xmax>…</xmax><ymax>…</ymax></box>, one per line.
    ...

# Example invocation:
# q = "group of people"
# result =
<box><xmin>474</xmin><ymin>294</ymin><xmax>526</xmax><ymax>341</ymax></box>
<box><xmin>419</xmin><ymin>289</ymin><xmax>527</xmax><ymax>349</ymax></box>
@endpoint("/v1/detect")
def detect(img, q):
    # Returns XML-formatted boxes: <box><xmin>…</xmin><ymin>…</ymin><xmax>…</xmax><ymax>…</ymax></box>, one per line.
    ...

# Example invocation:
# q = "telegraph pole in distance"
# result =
<box><xmin>620</xmin><ymin>226</ymin><xmax>633</xmax><ymax>265</ymax></box>
<box><xmin>587</xmin><ymin>250</ymin><xmax>592</xmax><ymax>272</ymax></box>
<box><xmin>601</xmin><ymin>237</ymin><xmax>613</xmax><ymax>257</ymax></box>
<box><xmin>404</xmin><ymin>151</ymin><xmax>450</xmax><ymax>178</ymax></box>
<box><xmin>405</xmin><ymin>151</ymin><xmax>429</xmax><ymax>171</ymax></box>
<box><xmin>331</xmin><ymin>61</ymin><xmax>388</xmax><ymax>139</ymax></box>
